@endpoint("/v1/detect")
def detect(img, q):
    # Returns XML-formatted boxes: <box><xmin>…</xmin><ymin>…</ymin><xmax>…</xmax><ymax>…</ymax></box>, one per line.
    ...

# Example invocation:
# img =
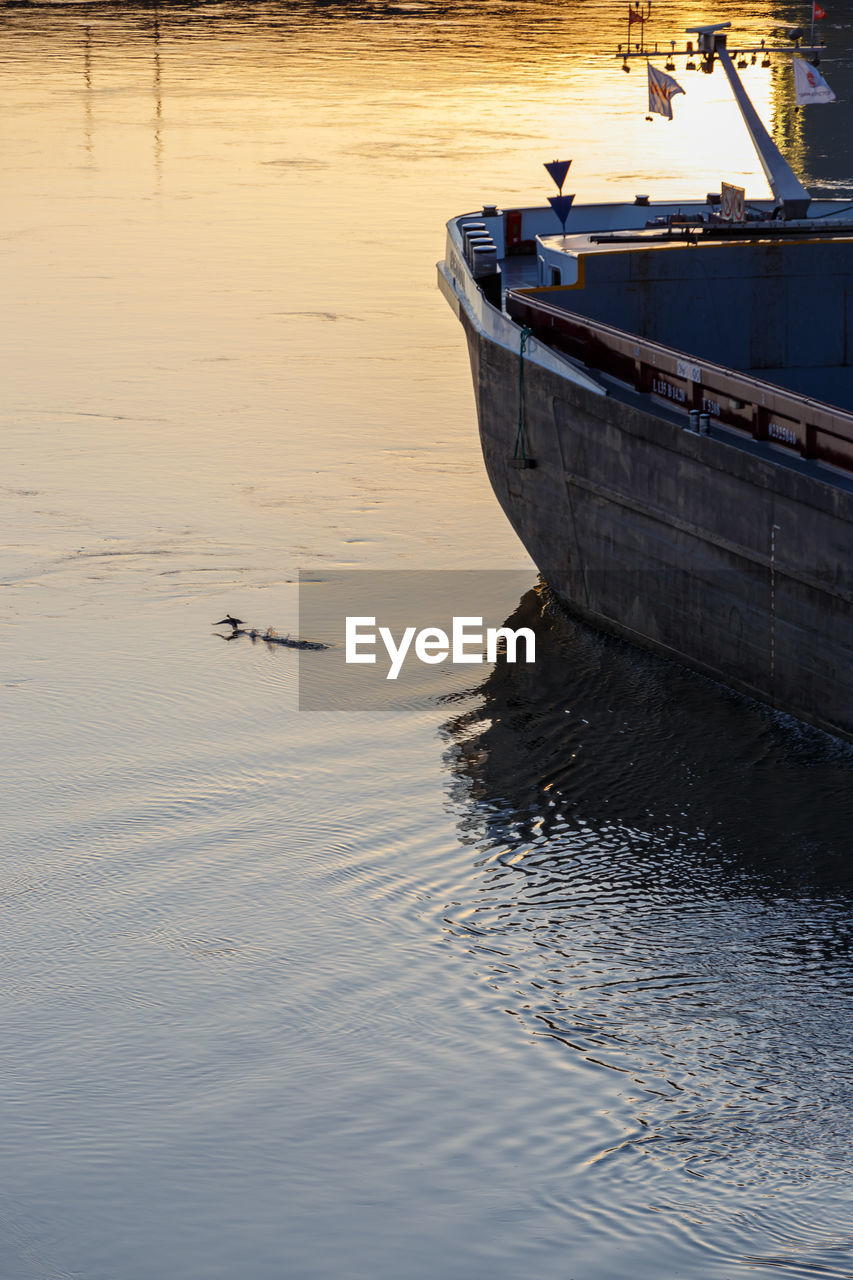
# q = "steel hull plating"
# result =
<box><xmin>462</xmin><ymin>310</ymin><xmax>853</xmax><ymax>742</ymax></box>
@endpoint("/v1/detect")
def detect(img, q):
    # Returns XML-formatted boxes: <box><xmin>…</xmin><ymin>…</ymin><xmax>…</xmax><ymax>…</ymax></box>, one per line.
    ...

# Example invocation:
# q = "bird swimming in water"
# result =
<box><xmin>212</xmin><ymin>616</ymin><xmax>329</xmax><ymax>650</ymax></box>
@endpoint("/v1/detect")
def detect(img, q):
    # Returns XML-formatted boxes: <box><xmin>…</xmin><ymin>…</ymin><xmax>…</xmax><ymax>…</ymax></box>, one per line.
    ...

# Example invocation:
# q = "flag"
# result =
<box><xmin>628</xmin><ymin>8</ymin><xmax>643</xmax><ymax>22</ymax></box>
<box><xmin>813</xmin><ymin>3</ymin><xmax>826</xmax><ymax>19</ymax></box>
<box><xmin>647</xmin><ymin>62</ymin><xmax>686</xmax><ymax>120</ymax></box>
<box><xmin>793</xmin><ymin>55</ymin><xmax>836</xmax><ymax>104</ymax></box>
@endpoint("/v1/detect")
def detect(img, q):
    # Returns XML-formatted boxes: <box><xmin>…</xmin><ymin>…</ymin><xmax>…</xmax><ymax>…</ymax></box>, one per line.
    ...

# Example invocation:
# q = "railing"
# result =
<box><xmin>506</xmin><ymin>289</ymin><xmax>853</xmax><ymax>476</ymax></box>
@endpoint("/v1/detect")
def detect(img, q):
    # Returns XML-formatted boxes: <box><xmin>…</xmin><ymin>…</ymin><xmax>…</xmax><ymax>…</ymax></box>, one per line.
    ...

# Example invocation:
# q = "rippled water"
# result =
<box><xmin>2</xmin><ymin>3</ymin><xmax>853</xmax><ymax>1278</ymax></box>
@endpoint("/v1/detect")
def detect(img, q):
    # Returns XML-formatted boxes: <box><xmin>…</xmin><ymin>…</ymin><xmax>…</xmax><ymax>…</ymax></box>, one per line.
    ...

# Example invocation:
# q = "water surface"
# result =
<box><xmin>2</xmin><ymin>3</ymin><xmax>853</xmax><ymax>1277</ymax></box>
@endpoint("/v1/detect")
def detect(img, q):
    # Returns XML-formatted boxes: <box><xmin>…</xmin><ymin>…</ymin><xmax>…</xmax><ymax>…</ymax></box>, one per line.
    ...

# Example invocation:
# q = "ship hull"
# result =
<box><xmin>462</xmin><ymin>309</ymin><xmax>853</xmax><ymax>742</ymax></box>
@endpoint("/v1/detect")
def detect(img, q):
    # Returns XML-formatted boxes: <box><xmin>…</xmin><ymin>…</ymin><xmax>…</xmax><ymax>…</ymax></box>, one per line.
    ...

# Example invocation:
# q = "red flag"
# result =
<box><xmin>628</xmin><ymin>8</ymin><xmax>644</xmax><ymax>23</ymax></box>
<box><xmin>813</xmin><ymin>3</ymin><xmax>826</xmax><ymax>18</ymax></box>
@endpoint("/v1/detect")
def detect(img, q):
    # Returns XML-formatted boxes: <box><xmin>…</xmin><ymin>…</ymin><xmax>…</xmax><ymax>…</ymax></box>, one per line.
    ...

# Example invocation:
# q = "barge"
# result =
<box><xmin>438</xmin><ymin>21</ymin><xmax>853</xmax><ymax>741</ymax></box>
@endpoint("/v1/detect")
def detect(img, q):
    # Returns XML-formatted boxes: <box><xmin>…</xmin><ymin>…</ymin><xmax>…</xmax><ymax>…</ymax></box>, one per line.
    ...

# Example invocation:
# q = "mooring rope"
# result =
<box><xmin>514</xmin><ymin>327</ymin><xmax>534</xmax><ymax>462</ymax></box>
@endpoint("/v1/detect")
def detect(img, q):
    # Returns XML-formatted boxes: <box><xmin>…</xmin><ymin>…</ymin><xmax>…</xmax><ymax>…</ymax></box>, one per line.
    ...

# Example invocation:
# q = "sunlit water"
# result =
<box><xmin>2</xmin><ymin>3</ymin><xmax>853</xmax><ymax>1277</ymax></box>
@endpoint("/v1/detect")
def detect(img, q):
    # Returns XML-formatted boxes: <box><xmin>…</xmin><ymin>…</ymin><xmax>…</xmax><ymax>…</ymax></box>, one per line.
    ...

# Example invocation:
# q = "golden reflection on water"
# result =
<box><xmin>1</xmin><ymin>2</ymin><xmax>848</xmax><ymax>598</ymax></box>
<box><xmin>3</xmin><ymin>2</ymin><xmax>849</xmax><ymax>628</ymax></box>
<box><xmin>5</xmin><ymin>0</ymin><xmax>845</xmax><ymax>631</ymax></box>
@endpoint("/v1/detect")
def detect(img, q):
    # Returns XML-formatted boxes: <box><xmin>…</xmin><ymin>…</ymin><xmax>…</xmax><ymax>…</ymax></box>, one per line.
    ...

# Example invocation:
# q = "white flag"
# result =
<box><xmin>648</xmin><ymin>62</ymin><xmax>685</xmax><ymax>120</ymax></box>
<box><xmin>793</xmin><ymin>56</ymin><xmax>836</xmax><ymax>105</ymax></box>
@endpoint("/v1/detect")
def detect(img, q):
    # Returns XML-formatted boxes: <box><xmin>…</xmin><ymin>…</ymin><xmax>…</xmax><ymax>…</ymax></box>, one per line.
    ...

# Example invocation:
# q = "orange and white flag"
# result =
<box><xmin>648</xmin><ymin>62</ymin><xmax>685</xmax><ymax>120</ymax></box>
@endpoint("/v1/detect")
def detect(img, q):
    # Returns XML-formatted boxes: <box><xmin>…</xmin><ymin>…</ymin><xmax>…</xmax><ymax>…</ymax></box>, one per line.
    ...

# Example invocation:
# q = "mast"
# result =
<box><xmin>686</xmin><ymin>24</ymin><xmax>811</xmax><ymax>219</ymax></box>
<box><xmin>618</xmin><ymin>19</ymin><xmax>825</xmax><ymax>220</ymax></box>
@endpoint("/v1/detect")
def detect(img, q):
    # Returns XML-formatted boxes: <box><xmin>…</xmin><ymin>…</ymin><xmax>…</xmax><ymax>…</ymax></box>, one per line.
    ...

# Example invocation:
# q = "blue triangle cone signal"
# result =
<box><xmin>544</xmin><ymin>159</ymin><xmax>572</xmax><ymax>193</ymax></box>
<box><xmin>548</xmin><ymin>193</ymin><xmax>575</xmax><ymax>231</ymax></box>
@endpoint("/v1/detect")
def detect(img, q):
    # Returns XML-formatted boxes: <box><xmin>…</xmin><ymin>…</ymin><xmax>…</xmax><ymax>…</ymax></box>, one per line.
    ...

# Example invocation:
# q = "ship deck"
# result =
<box><xmin>516</xmin><ymin>227</ymin><xmax>853</xmax><ymax>414</ymax></box>
<box><xmin>495</xmin><ymin>238</ymin><xmax>853</xmax><ymax>486</ymax></box>
<box><xmin>499</xmin><ymin>253</ymin><xmax>539</xmax><ymax>294</ymax></box>
<box><xmin>600</xmin><ymin>367</ymin><xmax>853</xmax><ymax>496</ymax></box>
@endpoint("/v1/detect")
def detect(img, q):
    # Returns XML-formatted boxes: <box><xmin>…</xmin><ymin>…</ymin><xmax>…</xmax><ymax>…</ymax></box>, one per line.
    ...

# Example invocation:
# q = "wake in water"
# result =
<box><xmin>213</xmin><ymin>617</ymin><xmax>329</xmax><ymax>650</ymax></box>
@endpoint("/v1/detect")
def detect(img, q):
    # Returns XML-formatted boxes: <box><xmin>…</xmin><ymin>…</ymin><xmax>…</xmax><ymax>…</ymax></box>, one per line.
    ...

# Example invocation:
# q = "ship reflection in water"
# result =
<box><xmin>439</xmin><ymin>588</ymin><xmax>853</xmax><ymax>1270</ymax></box>
<box><xmin>443</xmin><ymin>586</ymin><xmax>853</xmax><ymax>883</ymax></box>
